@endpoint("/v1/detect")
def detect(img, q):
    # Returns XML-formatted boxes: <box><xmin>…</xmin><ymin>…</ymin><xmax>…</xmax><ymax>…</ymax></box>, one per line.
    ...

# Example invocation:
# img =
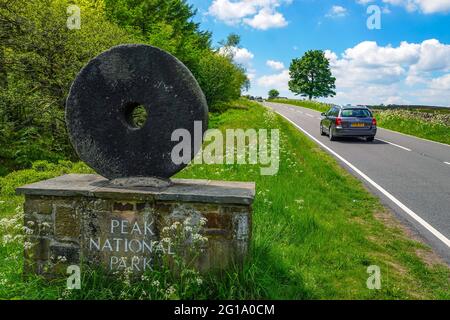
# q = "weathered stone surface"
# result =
<box><xmin>24</xmin><ymin>213</ymin><xmax>53</xmax><ymax>237</ymax></box>
<box><xmin>65</xmin><ymin>44</ymin><xmax>208</xmax><ymax>180</ymax></box>
<box><xmin>24</xmin><ymin>237</ymin><xmax>51</xmax><ymax>261</ymax></box>
<box><xmin>55</xmin><ymin>206</ymin><xmax>81</xmax><ymax>240</ymax></box>
<box><xmin>17</xmin><ymin>174</ymin><xmax>256</xmax><ymax>205</ymax></box>
<box><xmin>50</xmin><ymin>242</ymin><xmax>80</xmax><ymax>264</ymax></box>
<box><xmin>19</xmin><ymin>175</ymin><xmax>255</xmax><ymax>277</ymax></box>
<box><xmin>24</xmin><ymin>197</ymin><xmax>53</xmax><ymax>215</ymax></box>
<box><xmin>82</xmin><ymin>208</ymin><xmax>158</xmax><ymax>273</ymax></box>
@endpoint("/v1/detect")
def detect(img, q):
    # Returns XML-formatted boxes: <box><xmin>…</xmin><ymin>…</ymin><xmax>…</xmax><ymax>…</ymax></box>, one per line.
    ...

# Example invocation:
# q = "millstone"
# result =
<box><xmin>66</xmin><ymin>44</ymin><xmax>208</xmax><ymax>180</ymax></box>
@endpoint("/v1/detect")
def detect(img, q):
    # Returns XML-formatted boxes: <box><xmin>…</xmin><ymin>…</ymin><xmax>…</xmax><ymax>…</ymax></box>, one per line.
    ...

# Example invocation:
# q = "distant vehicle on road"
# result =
<box><xmin>320</xmin><ymin>105</ymin><xmax>377</xmax><ymax>142</ymax></box>
<box><xmin>256</xmin><ymin>97</ymin><xmax>264</xmax><ymax>102</ymax></box>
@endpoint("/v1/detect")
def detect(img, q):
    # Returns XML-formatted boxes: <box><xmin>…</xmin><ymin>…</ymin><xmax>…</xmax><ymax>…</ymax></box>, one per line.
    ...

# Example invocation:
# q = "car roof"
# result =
<box><xmin>336</xmin><ymin>105</ymin><xmax>369</xmax><ymax>110</ymax></box>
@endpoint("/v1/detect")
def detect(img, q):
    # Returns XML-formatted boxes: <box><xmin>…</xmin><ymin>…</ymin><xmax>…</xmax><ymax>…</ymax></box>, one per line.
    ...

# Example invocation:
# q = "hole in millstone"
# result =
<box><xmin>123</xmin><ymin>103</ymin><xmax>149</xmax><ymax>129</ymax></box>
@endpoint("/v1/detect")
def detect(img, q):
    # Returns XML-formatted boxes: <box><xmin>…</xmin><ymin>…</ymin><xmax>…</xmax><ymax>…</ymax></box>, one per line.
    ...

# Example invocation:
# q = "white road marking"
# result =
<box><xmin>277</xmin><ymin>111</ymin><xmax>450</xmax><ymax>249</ymax></box>
<box><xmin>270</xmin><ymin>101</ymin><xmax>450</xmax><ymax>148</ymax></box>
<box><xmin>379</xmin><ymin>127</ymin><xmax>450</xmax><ymax>148</ymax></box>
<box><xmin>295</xmin><ymin>110</ymin><xmax>412</xmax><ymax>152</ymax></box>
<box><xmin>376</xmin><ymin>139</ymin><xmax>412</xmax><ymax>152</ymax></box>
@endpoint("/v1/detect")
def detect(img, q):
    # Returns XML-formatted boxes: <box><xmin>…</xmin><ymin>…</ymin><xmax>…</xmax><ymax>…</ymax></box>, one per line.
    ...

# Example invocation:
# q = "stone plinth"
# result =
<box><xmin>17</xmin><ymin>174</ymin><xmax>255</xmax><ymax>277</ymax></box>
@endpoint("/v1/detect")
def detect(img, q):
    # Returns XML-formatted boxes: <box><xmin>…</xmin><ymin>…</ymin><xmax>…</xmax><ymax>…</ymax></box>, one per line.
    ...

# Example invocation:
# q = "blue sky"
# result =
<box><xmin>188</xmin><ymin>0</ymin><xmax>450</xmax><ymax>106</ymax></box>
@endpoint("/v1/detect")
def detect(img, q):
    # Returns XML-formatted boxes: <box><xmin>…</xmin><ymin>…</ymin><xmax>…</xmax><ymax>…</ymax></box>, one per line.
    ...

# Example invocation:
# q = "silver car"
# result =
<box><xmin>320</xmin><ymin>105</ymin><xmax>377</xmax><ymax>142</ymax></box>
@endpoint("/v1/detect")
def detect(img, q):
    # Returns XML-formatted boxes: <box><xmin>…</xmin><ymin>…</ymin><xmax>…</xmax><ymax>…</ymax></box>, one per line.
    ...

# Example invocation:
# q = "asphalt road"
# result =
<box><xmin>265</xmin><ymin>101</ymin><xmax>450</xmax><ymax>263</ymax></box>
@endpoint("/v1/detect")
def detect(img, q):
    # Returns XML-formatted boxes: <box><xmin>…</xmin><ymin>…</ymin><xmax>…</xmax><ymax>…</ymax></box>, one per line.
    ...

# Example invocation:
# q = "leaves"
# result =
<box><xmin>0</xmin><ymin>0</ymin><xmax>248</xmax><ymax>173</ymax></box>
<box><xmin>288</xmin><ymin>50</ymin><xmax>336</xmax><ymax>100</ymax></box>
<box><xmin>268</xmin><ymin>89</ymin><xmax>279</xmax><ymax>99</ymax></box>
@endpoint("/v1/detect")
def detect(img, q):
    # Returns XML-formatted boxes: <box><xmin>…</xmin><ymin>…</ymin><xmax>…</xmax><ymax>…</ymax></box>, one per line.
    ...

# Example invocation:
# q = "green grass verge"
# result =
<box><xmin>269</xmin><ymin>99</ymin><xmax>450</xmax><ymax>145</ymax></box>
<box><xmin>374</xmin><ymin>110</ymin><xmax>450</xmax><ymax>145</ymax></box>
<box><xmin>270</xmin><ymin>98</ymin><xmax>330</xmax><ymax>113</ymax></box>
<box><xmin>0</xmin><ymin>100</ymin><xmax>449</xmax><ymax>299</ymax></box>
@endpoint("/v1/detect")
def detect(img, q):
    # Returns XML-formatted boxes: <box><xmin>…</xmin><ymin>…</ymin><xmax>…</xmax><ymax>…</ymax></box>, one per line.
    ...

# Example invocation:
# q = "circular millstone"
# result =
<box><xmin>66</xmin><ymin>44</ymin><xmax>208</xmax><ymax>180</ymax></box>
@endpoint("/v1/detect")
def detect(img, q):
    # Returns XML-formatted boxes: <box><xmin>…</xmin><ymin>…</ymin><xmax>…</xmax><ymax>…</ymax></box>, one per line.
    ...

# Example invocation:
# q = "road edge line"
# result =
<box><xmin>277</xmin><ymin>111</ymin><xmax>450</xmax><ymax>248</ymax></box>
<box><xmin>270</xmin><ymin>101</ymin><xmax>450</xmax><ymax>148</ymax></box>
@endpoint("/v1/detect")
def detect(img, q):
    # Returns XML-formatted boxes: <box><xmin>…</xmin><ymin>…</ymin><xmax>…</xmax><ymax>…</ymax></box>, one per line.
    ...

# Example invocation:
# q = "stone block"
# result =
<box><xmin>24</xmin><ymin>236</ymin><xmax>51</xmax><ymax>261</ymax></box>
<box><xmin>17</xmin><ymin>174</ymin><xmax>255</xmax><ymax>277</ymax></box>
<box><xmin>54</xmin><ymin>206</ymin><xmax>80</xmax><ymax>240</ymax></box>
<box><xmin>24</xmin><ymin>197</ymin><xmax>53</xmax><ymax>215</ymax></box>
<box><xmin>50</xmin><ymin>242</ymin><xmax>80</xmax><ymax>264</ymax></box>
<box><xmin>24</xmin><ymin>214</ymin><xmax>53</xmax><ymax>237</ymax></box>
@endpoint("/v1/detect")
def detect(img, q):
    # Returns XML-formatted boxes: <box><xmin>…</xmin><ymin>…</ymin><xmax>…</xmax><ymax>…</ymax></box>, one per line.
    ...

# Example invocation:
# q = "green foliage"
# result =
<box><xmin>103</xmin><ymin>1</ymin><xmax>248</xmax><ymax>108</ymax></box>
<box><xmin>219</xmin><ymin>33</ymin><xmax>241</xmax><ymax>48</ymax></box>
<box><xmin>375</xmin><ymin>109</ymin><xmax>450</xmax><ymax>145</ymax></box>
<box><xmin>0</xmin><ymin>0</ymin><xmax>137</xmax><ymax>172</ymax></box>
<box><xmin>271</xmin><ymin>99</ymin><xmax>450</xmax><ymax>146</ymax></box>
<box><xmin>207</xmin><ymin>97</ymin><xmax>253</xmax><ymax>115</ymax></box>
<box><xmin>0</xmin><ymin>0</ymin><xmax>249</xmax><ymax>174</ymax></box>
<box><xmin>103</xmin><ymin>0</ymin><xmax>211</xmax><ymax>71</ymax></box>
<box><xmin>268</xmin><ymin>89</ymin><xmax>280</xmax><ymax>99</ymax></box>
<box><xmin>270</xmin><ymin>98</ymin><xmax>330</xmax><ymax>113</ymax></box>
<box><xmin>288</xmin><ymin>50</ymin><xmax>336</xmax><ymax>100</ymax></box>
<box><xmin>196</xmin><ymin>51</ymin><xmax>249</xmax><ymax>110</ymax></box>
<box><xmin>0</xmin><ymin>160</ymin><xmax>93</xmax><ymax>196</ymax></box>
<box><xmin>1</xmin><ymin>103</ymin><xmax>449</xmax><ymax>299</ymax></box>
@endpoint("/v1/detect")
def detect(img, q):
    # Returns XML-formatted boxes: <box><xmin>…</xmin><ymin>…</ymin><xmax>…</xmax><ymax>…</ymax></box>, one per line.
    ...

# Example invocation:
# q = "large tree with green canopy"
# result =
<box><xmin>288</xmin><ymin>50</ymin><xmax>336</xmax><ymax>100</ymax></box>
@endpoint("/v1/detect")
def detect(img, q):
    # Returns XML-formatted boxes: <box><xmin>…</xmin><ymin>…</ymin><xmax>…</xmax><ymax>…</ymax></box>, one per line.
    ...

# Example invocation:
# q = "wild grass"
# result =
<box><xmin>374</xmin><ymin>109</ymin><xmax>450</xmax><ymax>145</ymax></box>
<box><xmin>269</xmin><ymin>98</ymin><xmax>330</xmax><ymax>113</ymax></box>
<box><xmin>0</xmin><ymin>100</ymin><xmax>449</xmax><ymax>299</ymax></box>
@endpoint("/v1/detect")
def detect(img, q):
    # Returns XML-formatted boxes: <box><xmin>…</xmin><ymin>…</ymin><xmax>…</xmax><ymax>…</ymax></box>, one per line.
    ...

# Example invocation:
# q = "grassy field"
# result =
<box><xmin>0</xmin><ymin>99</ymin><xmax>449</xmax><ymax>299</ymax></box>
<box><xmin>270</xmin><ymin>98</ymin><xmax>330</xmax><ymax>113</ymax></box>
<box><xmin>374</xmin><ymin>109</ymin><xmax>450</xmax><ymax>145</ymax></box>
<box><xmin>269</xmin><ymin>98</ymin><xmax>450</xmax><ymax>145</ymax></box>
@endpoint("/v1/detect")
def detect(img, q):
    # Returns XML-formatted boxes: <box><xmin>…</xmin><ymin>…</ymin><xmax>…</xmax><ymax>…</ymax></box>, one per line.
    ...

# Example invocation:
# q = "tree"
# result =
<box><xmin>0</xmin><ymin>0</ymin><xmax>249</xmax><ymax>173</ymax></box>
<box><xmin>104</xmin><ymin>0</ymin><xmax>212</xmax><ymax>74</ymax></box>
<box><xmin>268</xmin><ymin>89</ymin><xmax>279</xmax><ymax>99</ymax></box>
<box><xmin>288</xmin><ymin>50</ymin><xmax>336</xmax><ymax>100</ymax></box>
<box><xmin>219</xmin><ymin>33</ymin><xmax>241</xmax><ymax>49</ymax></box>
<box><xmin>104</xmin><ymin>2</ymin><xmax>248</xmax><ymax>108</ymax></box>
<box><xmin>0</xmin><ymin>0</ymin><xmax>135</xmax><ymax>170</ymax></box>
<box><xmin>196</xmin><ymin>51</ymin><xmax>248</xmax><ymax>109</ymax></box>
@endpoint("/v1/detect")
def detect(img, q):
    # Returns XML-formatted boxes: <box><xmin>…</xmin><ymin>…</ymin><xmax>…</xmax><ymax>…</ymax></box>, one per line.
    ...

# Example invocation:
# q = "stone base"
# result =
<box><xmin>17</xmin><ymin>174</ymin><xmax>255</xmax><ymax>277</ymax></box>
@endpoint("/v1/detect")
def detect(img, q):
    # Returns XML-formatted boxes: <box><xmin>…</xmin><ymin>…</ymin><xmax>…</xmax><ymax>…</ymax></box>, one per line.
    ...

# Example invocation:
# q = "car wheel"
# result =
<box><xmin>366</xmin><ymin>136</ymin><xmax>375</xmax><ymax>142</ymax></box>
<box><xmin>329</xmin><ymin>127</ymin><xmax>336</xmax><ymax>141</ymax></box>
<box><xmin>320</xmin><ymin>125</ymin><xmax>326</xmax><ymax>136</ymax></box>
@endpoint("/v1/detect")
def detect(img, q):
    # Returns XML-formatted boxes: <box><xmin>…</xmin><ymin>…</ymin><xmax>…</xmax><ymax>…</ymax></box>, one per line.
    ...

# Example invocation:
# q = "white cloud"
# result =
<box><xmin>412</xmin><ymin>39</ymin><xmax>450</xmax><ymax>72</ymax></box>
<box><xmin>208</xmin><ymin>0</ymin><xmax>290</xmax><ymax>30</ymax></box>
<box><xmin>250</xmin><ymin>39</ymin><xmax>450</xmax><ymax>105</ymax></box>
<box><xmin>257</xmin><ymin>69</ymin><xmax>290</xmax><ymax>91</ymax></box>
<box><xmin>218</xmin><ymin>46</ymin><xmax>255</xmax><ymax>66</ymax></box>
<box><xmin>247</xmin><ymin>72</ymin><xmax>257</xmax><ymax>81</ymax></box>
<box><xmin>356</xmin><ymin>0</ymin><xmax>450</xmax><ymax>14</ymax></box>
<box><xmin>266</xmin><ymin>60</ymin><xmax>285</xmax><ymax>70</ymax></box>
<box><xmin>326</xmin><ymin>5</ymin><xmax>348</xmax><ymax>18</ymax></box>
<box><xmin>325</xmin><ymin>39</ymin><xmax>450</xmax><ymax>106</ymax></box>
<box><xmin>382</xmin><ymin>6</ymin><xmax>392</xmax><ymax>13</ymax></box>
<box><xmin>243</xmin><ymin>8</ymin><xmax>288</xmax><ymax>29</ymax></box>
<box><xmin>233</xmin><ymin>48</ymin><xmax>255</xmax><ymax>65</ymax></box>
<box><xmin>417</xmin><ymin>0</ymin><xmax>450</xmax><ymax>13</ymax></box>
<box><xmin>429</xmin><ymin>73</ymin><xmax>450</xmax><ymax>90</ymax></box>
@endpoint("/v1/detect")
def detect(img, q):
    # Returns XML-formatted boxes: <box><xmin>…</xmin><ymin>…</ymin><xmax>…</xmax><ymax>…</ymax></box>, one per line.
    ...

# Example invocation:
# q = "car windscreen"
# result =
<box><xmin>341</xmin><ymin>109</ymin><xmax>371</xmax><ymax>118</ymax></box>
